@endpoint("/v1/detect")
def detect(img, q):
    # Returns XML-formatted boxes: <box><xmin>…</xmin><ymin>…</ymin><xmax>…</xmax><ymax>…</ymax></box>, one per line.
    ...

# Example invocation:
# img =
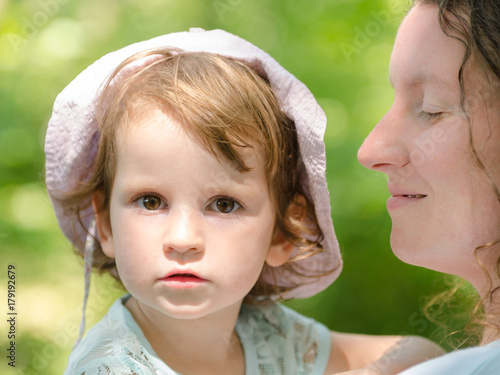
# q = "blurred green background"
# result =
<box><xmin>0</xmin><ymin>0</ymin><xmax>477</xmax><ymax>373</ymax></box>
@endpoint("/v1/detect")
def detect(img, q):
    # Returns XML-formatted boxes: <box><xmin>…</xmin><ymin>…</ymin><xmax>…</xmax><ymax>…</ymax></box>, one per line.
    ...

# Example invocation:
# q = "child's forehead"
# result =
<box><xmin>116</xmin><ymin>106</ymin><xmax>265</xmax><ymax>176</ymax></box>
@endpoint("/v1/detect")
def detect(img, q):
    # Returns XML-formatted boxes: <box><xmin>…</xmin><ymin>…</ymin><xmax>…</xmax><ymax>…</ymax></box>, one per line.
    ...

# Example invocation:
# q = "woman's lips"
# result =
<box><xmin>387</xmin><ymin>194</ymin><xmax>427</xmax><ymax>210</ymax></box>
<box><xmin>386</xmin><ymin>185</ymin><xmax>427</xmax><ymax>210</ymax></box>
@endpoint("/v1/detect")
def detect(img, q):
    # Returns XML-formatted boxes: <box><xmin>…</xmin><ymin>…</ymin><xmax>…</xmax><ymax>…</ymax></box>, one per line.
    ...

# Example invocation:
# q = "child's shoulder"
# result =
<box><xmin>237</xmin><ymin>303</ymin><xmax>331</xmax><ymax>375</ymax></box>
<box><xmin>64</xmin><ymin>296</ymin><xmax>173</xmax><ymax>375</ymax></box>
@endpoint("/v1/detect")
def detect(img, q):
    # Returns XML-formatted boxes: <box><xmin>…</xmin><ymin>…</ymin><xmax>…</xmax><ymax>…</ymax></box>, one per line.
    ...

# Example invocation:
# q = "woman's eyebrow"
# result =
<box><xmin>389</xmin><ymin>72</ymin><xmax>453</xmax><ymax>90</ymax></box>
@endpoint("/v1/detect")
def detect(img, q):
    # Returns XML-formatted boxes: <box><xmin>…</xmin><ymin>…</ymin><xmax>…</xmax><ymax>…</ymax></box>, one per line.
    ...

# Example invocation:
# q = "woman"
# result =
<box><xmin>358</xmin><ymin>0</ymin><xmax>500</xmax><ymax>373</ymax></box>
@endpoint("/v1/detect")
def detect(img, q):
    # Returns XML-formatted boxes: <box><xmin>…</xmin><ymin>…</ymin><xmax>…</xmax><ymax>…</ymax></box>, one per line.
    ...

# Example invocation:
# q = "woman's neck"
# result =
<box><xmin>470</xmin><ymin>273</ymin><xmax>500</xmax><ymax>345</ymax></box>
<box><xmin>481</xmin><ymin>328</ymin><xmax>499</xmax><ymax>345</ymax></box>
<box><xmin>125</xmin><ymin>297</ymin><xmax>245</xmax><ymax>375</ymax></box>
<box><xmin>480</xmin><ymin>295</ymin><xmax>500</xmax><ymax>345</ymax></box>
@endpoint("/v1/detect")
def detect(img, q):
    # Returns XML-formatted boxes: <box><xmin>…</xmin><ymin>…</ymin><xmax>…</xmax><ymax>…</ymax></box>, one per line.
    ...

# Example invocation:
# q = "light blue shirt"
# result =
<box><xmin>64</xmin><ymin>295</ymin><xmax>331</xmax><ymax>374</ymax></box>
<box><xmin>399</xmin><ymin>339</ymin><xmax>500</xmax><ymax>374</ymax></box>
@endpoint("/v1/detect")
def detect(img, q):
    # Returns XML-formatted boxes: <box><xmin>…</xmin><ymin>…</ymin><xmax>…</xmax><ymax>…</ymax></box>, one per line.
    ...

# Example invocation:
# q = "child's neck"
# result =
<box><xmin>125</xmin><ymin>296</ymin><xmax>245</xmax><ymax>375</ymax></box>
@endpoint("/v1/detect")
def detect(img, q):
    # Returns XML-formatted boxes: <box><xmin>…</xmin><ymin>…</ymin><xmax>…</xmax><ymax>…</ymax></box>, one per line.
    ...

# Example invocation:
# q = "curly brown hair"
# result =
<box><xmin>60</xmin><ymin>49</ymin><xmax>327</xmax><ymax>301</ymax></box>
<box><xmin>414</xmin><ymin>0</ymin><xmax>500</xmax><ymax>340</ymax></box>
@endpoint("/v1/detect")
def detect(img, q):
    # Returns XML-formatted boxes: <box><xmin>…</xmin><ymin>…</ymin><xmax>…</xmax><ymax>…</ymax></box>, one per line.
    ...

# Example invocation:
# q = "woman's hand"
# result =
<box><xmin>325</xmin><ymin>333</ymin><xmax>445</xmax><ymax>375</ymax></box>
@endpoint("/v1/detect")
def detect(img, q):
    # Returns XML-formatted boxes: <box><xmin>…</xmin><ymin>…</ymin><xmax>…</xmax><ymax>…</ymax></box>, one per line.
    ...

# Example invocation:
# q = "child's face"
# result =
<box><xmin>95</xmin><ymin>108</ymin><xmax>290</xmax><ymax>320</ymax></box>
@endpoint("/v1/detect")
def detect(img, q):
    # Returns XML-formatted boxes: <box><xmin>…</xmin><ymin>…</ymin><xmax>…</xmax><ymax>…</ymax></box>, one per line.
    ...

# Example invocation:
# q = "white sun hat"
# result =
<box><xmin>45</xmin><ymin>28</ymin><xmax>342</xmax><ymax>344</ymax></box>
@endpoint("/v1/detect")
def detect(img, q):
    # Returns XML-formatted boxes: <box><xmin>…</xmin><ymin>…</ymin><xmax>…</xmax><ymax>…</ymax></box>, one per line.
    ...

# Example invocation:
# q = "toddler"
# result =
<box><xmin>45</xmin><ymin>29</ymin><xmax>442</xmax><ymax>374</ymax></box>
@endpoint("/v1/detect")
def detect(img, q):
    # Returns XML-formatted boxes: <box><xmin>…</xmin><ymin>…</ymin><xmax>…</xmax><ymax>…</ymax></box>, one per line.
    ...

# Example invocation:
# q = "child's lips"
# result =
<box><xmin>162</xmin><ymin>270</ymin><xmax>205</xmax><ymax>279</ymax></box>
<box><xmin>159</xmin><ymin>271</ymin><xmax>208</xmax><ymax>288</ymax></box>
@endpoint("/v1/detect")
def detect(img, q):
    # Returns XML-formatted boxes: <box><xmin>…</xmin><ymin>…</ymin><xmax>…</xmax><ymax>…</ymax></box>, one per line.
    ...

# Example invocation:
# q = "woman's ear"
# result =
<box><xmin>266</xmin><ymin>194</ymin><xmax>308</xmax><ymax>267</ymax></box>
<box><xmin>91</xmin><ymin>191</ymin><xmax>115</xmax><ymax>258</ymax></box>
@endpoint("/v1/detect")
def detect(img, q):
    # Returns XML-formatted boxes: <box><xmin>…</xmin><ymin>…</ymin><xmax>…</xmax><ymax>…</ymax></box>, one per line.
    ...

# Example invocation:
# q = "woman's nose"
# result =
<box><xmin>357</xmin><ymin>106</ymin><xmax>409</xmax><ymax>173</ymax></box>
<box><xmin>163</xmin><ymin>206</ymin><xmax>204</xmax><ymax>256</ymax></box>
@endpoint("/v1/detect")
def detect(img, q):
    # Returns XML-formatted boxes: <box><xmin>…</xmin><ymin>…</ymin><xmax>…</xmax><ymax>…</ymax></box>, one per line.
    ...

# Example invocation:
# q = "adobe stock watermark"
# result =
<box><xmin>363</xmin><ymin>308</ymin><xmax>434</xmax><ymax>373</ymax></box>
<box><xmin>340</xmin><ymin>1</ymin><xmax>405</xmax><ymax>63</ymax></box>
<box><xmin>7</xmin><ymin>0</ymin><xmax>70</xmax><ymax>54</ymax></box>
<box><xmin>391</xmin><ymin>125</ymin><xmax>450</xmax><ymax>185</ymax></box>
<box><xmin>213</xmin><ymin>0</ymin><xmax>243</xmax><ymax>21</ymax></box>
<box><xmin>391</xmin><ymin>80</ymin><xmax>500</xmax><ymax>185</ymax></box>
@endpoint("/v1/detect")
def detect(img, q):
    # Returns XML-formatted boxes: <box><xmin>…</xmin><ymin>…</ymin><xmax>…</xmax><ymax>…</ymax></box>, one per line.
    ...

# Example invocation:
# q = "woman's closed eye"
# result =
<box><xmin>418</xmin><ymin>110</ymin><xmax>444</xmax><ymax>122</ymax></box>
<box><xmin>208</xmin><ymin>197</ymin><xmax>241</xmax><ymax>214</ymax></box>
<box><xmin>135</xmin><ymin>195</ymin><xmax>166</xmax><ymax>211</ymax></box>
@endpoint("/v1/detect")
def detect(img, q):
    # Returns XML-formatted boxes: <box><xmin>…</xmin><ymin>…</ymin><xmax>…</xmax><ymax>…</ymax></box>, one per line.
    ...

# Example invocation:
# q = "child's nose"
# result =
<box><xmin>163</xmin><ymin>206</ymin><xmax>204</xmax><ymax>255</ymax></box>
<box><xmin>357</xmin><ymin>106</ymin><xmax>409</xmax><ymax>173</ymax></box>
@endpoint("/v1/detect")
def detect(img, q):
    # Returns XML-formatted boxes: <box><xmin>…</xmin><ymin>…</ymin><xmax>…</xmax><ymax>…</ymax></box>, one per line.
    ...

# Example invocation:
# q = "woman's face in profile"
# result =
<box><xmin>358</xmin><ymin>3</ymin><xmax>500</xmax><ymax>288</ymax></box>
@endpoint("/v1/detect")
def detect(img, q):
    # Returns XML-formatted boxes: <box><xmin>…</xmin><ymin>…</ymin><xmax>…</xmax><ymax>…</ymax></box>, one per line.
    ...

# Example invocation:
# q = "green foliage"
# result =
<box><xmin>0</xmin><ymin>0</ymin><xmax>470</xmax><ymax>373</ymax></box>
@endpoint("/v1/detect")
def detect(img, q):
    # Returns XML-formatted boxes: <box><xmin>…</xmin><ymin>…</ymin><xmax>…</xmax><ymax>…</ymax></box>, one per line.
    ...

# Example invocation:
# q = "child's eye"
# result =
<box><xmin>209</xmin><ymin>197</ymin><xmax>241</xmax><ymax>213</ymax></box>
<box><xmin>136</xmin><ymin>195</ymin><xmax>165</xmax><ymax>210</ymax></box>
